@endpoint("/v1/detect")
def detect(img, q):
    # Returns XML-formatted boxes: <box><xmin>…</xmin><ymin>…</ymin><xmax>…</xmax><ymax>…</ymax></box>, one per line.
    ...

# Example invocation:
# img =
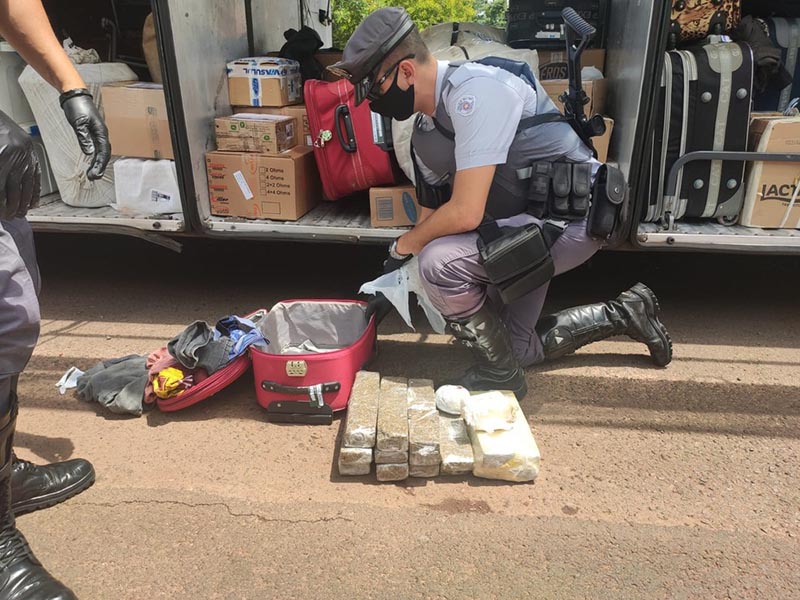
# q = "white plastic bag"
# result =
<box><xmin>113</xmin><ymin>158</ymin><xmax>181</xmax><ymax>216</ymax></box>
<box><xmin>359</xmin><ymin>257</ymin><xmax>446</xmax><ymax>333</ymax></box>
<box><xmin>18</xmin><ymin>62</ymin><xmax>137</xmax><ymax>208</ymax></box>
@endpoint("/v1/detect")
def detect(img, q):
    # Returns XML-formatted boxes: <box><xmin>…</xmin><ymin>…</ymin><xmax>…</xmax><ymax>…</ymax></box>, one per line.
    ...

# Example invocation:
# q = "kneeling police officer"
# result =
<box><xmin>333</xmin><ymin>7</ymin><xmax>672</xmax><ymax>400</ymax></box>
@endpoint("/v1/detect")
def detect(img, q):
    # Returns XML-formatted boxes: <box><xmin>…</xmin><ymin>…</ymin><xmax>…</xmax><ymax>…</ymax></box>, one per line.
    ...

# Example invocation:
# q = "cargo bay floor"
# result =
<box><xmin>15</xmin><ymin>234</ymin><xmax>800</xmax><ymax>599</ymax></box>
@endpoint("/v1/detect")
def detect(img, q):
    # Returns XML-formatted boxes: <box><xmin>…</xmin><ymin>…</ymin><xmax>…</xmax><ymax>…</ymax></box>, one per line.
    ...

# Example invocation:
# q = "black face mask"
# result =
<box><xmin>369</xmin><ymin>68</ymin><xmax>415</xmax><ymax>121</ymax></box>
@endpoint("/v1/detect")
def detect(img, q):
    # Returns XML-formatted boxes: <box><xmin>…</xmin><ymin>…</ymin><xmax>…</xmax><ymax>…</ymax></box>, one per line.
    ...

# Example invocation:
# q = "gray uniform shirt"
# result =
<box><xmin>415</xmin><ymin>60</ymin><xmax>600</xmax><ymax>188</ymax></box>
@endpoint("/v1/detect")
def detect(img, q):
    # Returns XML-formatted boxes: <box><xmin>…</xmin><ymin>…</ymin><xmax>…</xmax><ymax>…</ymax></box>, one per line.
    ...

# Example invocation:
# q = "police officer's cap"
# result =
<box><xmin>328</xmin><ymin>7</ymin><xmax>414</xmax><ymax>105</ymax></box>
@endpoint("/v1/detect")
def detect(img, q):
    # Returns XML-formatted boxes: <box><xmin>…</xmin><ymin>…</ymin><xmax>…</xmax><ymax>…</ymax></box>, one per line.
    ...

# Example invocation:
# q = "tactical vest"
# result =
<box><xmin>411</xmin><ymin>61</ymin><xmax>593</xmax><ymax>219</ymax></box>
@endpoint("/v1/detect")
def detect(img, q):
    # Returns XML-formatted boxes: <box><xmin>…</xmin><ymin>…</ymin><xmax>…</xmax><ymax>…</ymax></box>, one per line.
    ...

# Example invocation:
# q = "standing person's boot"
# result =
<box><xmin>535</xmin><ymin>282</ymin><xmax>673</xmax><ymax>366</ymax></box>
<box><xmin>11</xmin><ymin>454</ymin><xmax>94</xmax><ymax>517</ymax></box>
<box><xmin>0</xmin><ymin>403</ymin><xmax>76</xmax><ymax>600</ymax></box>
<box><xmin>446</xmin><ymin>303</ymin><xmax>528</xmax><ymax>400</ymax></box>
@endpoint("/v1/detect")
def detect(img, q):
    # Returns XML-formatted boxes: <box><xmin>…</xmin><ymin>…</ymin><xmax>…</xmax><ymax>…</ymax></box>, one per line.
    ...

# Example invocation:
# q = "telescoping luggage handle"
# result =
<box><xmin>334</xmin><ymin>104</ymin><xmax>357</xmax><ymax>153</ymax></box>
<box><xmin>261</xmin><ymin>380</ymin><xmax>341</xmax><ymax>408</ymax></box>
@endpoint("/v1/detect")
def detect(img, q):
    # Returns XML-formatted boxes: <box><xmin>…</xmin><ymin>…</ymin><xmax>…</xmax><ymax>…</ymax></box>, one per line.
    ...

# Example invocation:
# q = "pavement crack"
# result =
<box><xmin>75</xmin><ymin>499</ymin><xmax>353</xmax><ymax>525</ymax></box>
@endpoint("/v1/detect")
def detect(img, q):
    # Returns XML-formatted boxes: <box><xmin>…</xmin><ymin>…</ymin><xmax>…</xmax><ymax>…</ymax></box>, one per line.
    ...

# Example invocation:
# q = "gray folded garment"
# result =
<box><xmin>76</xmin><ymin>355</ymin><xmax>148</xmax><ymax>416</ymax></box>
<box><xmin>167</xmin><ymin>321</ymin><xmax>234</xmax><ymax>374</ymax></box>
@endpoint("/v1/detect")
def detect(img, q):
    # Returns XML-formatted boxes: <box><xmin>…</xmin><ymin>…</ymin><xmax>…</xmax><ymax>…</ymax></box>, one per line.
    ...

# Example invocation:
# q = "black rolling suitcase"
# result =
<box><xmin>646</xmin><ymin>42</ymin><xmax>754</xmax><ymax>224</ymax></box>
<box><xmin>506</xmin><ymin>0</ymin><xmax>609</xmax><ymax>49</ymax></box>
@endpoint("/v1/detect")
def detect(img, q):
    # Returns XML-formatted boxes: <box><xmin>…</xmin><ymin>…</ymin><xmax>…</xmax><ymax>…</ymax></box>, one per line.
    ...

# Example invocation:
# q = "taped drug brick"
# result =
<box><xmin>376</xmin><ymin>463</ymin><xmax>409</xmax><ymax>482</ymax></box>
<box><xmin>337</xmin><ymin>447</ymin><xmax>372</xmax><ymax>476</ymax></box>
<box><xmin>439</xmin><ymin>414</ymin><xmax>474</xmax><ymax>475</ymax></box>
<box><xmin>342</xmin><ymin>371</ymin><xmax>381</xmax><ymax>448</ymax></box>
<box><xmin>377</xmin><ymin>377</ymin><xmax>408</xmax><ymax>452</ymax></box>
<box><xmin>410</xmin><ymin>463</ymin><xmax>439</xmax><ymax>478</ymax></box>
<box><xmin>407</xmin><ymin>379</ymin><xmax>441</xmax><ymax>467</ymax></box>
<box><xmin>375</xmin><ymin>449</ymin><xmax>408</xmax><ymax>464</ymax></box>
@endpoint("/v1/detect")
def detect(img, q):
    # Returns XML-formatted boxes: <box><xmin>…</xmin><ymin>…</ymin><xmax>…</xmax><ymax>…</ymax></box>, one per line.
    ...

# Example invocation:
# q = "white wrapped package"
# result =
<box><xmin>467</xmin><ymin>392</ymin><xmax>540</xmax><ymax>483</ymax></box>
<box><xmin>18</xmin><ymin>63</ymin><xmax>137</xmax><ymax>207</ymax></box>
<box><xmin>462</xmin><ymin>391</ymin><xmax>518</xmax><ymax>432</ymax></box>
<box><xmin>113</xmin><ymin>159</ymin><xmax>181</xmax><ymax>216</ymax></box>
<box><xmin>435</xmin><ymin>385</ymin><xmax>470</xmax><ymax>416</ymax></box>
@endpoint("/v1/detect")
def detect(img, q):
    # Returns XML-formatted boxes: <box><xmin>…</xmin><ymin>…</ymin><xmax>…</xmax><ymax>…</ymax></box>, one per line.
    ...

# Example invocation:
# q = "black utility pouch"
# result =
<box><xmin>551</xmin><ymin>162</ymin><xmax>572</xmax><ymax>217</ymax></box>
<box><xmin>477</xmin><ymin>222</ymin><xmax>555</xmax><ymax>305</ymax></box>
<box><xmin>570</xmin><ymin>163</ymin><xmax>592</xmax><ymax>218</ymax></box>
<box><xmin>587</xmin><ymin>164</ymin><xmax>627</xmax><ymax>241</ymax></box>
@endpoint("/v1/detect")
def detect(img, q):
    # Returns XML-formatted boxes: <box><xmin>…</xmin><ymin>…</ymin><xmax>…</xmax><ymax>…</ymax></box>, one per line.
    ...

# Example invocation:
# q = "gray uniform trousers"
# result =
<box><xmin>419</xmin><ymin>213</ymin><xmax>602</xmax><ymax>368</ymax></box>
<box><xmin>0</xmin><ymin>218</ymin><xmax>41</xmax><ymax>414</ymax></box>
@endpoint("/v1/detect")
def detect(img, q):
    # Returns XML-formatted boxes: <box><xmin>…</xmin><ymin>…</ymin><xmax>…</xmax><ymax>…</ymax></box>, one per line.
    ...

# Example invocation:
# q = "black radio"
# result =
<box><xmin>506</xmin><ymin>1</ymin><xmax>609</xmax><ymax>49</ymax></box>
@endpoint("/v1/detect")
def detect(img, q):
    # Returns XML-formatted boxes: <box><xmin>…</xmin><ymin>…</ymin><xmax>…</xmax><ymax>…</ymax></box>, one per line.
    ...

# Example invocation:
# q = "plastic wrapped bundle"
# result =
<box><xmin>408</xmin><ymin>379</ymin><xmax>441</xmax><ymax>468</ymax></box>
<box><xmin>342</xmin><ymin>371</ymin><xmax>380</xmax><ymax>448</ymax></box>
<box><xmin>18</xmin><ymin>62</ymin><xmax>137</xmax><ymax>207</ymax></box>
<box><xmin>467</xmin><ymin>392</ymin><xmax>540</xmax><ymax>483</ymax></box>
<box><xmin>439</xmin><ymin>414</ymin><xmax>474</xmax><ymax>475</ymax></box>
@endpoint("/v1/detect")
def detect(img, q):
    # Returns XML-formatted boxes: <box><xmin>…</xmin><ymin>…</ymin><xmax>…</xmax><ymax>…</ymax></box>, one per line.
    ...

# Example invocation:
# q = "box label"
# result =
<box><xmin>233</xmin><ymin>170</ymin><xmax>254</xmax><ymax>200</ymax></box>
<box><xmin>375</xmin><ymin>196</ymin><xmax>394</xmax><ymax>221</ymax></box>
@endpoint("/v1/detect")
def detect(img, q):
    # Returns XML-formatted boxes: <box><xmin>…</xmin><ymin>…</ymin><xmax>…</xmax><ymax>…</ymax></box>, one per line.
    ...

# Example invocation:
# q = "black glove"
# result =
<box><xmin>383</xmin><ymin>239</ymin><xmax>413</xmax><ymax>274</ymax></box>
<box><xmin>60</xmin><ymin>89</ymin><xmax>111</xmax><ymax>181</ymax></box>
<box><xmin>0</xmin><ymin>111</ymin><xmax>41</xmax><ymax>220</ymax></box>
<box><xmin>365</xmin><ymin>292</ymin><xmax>394</xmax><ymax>325</ymax></box>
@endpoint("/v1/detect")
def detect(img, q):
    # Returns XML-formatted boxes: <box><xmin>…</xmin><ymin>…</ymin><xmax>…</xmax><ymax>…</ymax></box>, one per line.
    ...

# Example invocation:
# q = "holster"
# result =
<box><xmin>587</xmin><ymin>164</ymin><xmax>627</xmax><ymax>242</ymax></box>
<box><xmin>477</xmin><ymin>221</ymin><xmax>554</xmax><ymax>305</ymax></box>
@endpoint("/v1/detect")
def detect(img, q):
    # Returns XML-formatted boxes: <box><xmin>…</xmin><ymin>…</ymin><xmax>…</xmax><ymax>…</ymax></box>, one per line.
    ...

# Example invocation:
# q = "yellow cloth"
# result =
<box><xmin>153</xmin><ymin>367</ymin><xmax>188</xmax><ymax>399</ymax></box>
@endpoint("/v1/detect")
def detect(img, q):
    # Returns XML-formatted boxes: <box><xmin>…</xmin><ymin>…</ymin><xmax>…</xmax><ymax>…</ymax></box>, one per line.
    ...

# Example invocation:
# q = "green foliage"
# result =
<box><xmin>332</xmin><ymin>0</ymin><xmax>507</xmax><ymax>49</ymax></box>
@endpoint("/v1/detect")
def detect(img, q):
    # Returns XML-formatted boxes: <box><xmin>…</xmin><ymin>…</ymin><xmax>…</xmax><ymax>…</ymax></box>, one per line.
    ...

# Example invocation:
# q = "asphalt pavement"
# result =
<box><xmin>13</xmin><ymin>233</ymin><xmax>800</xmax><ymax>599</ymax></box>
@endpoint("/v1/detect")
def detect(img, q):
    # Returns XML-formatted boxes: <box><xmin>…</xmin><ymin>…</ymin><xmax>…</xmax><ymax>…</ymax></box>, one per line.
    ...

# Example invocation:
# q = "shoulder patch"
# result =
<box><xmin>456</xmin><ymin>95</ymin><xmax>476</xmax><ymax>116</ymax></box>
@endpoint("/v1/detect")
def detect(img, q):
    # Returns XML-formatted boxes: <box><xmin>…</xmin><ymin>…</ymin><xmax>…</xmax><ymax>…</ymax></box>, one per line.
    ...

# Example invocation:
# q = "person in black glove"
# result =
<box><xmin>0</xmin><ymin>1</ymin><xmax>111</xmax><ymax>597</ymax></box>
<box><xmin>364</xmin><ymin>239</ymin><xmax>413</xmax><ymax>325</ymax></box>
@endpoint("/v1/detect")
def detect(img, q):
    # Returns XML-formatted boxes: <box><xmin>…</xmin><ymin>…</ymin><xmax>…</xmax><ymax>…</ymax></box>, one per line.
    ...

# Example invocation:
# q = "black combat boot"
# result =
<box><xmin>446</xmin><ymin>303</ymin><xmax>528</xmax><ymax>400</ymax></box>
<box><xmin>0</xmin><ymin>404</ymin><xmax>76</xmax><ymax>600</ymax></box>
<box><xmin>535</xmin><ymin>282</ymin><xmax>673</xmax><ymax>366</ymax></box>
<box><xmin>11</xmin><ymin>454</ymin><xmax>94</xmax><ymax>517</ymax></box>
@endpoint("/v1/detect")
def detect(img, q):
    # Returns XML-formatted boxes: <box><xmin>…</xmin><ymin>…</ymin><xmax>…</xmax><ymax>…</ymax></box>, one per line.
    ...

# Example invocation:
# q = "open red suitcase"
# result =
<box><xmin>251</xmin><ymin>300</ymin><xmax>377</xmax><ymax>421</ymax></box>
<box><xmin>305</xmin><ymin>78</ymin><xmax>400</xmax><ymax>200</ymax></box>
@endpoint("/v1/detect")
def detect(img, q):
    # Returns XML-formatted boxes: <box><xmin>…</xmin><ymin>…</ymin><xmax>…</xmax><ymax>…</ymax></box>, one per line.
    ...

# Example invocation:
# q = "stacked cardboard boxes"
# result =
<box><xmin>206</xmin><ymin>57</ymin><xmax>321</xmax><ymax>221</ymax></box>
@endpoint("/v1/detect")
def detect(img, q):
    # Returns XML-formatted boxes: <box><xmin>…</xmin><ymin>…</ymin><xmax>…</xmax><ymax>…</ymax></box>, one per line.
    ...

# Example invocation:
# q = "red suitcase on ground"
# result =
<box><xmin>251</xmin><ymin>300</ymin><xmax>377</xmax><ymax>418</ymax></box>
<box><xmin>305</xmin><ymin>78</ymin><xmax>400</xmax><ymax>200</ymax></box>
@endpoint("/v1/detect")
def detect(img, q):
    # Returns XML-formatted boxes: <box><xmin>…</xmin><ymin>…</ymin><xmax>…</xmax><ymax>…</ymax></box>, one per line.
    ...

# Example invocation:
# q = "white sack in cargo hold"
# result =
<box><xmin>113</xmin><ymin>159</ymin><xmax>181</xmax><ymax>216</ymax></box>
<box><xmin>18</xmin><ymin>63</ymin><xmax>137</xmax><ymax>207</ymax></box>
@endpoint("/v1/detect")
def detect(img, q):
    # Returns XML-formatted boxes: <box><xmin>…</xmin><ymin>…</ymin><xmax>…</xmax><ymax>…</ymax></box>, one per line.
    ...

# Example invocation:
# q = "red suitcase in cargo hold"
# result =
<box><xmin>304</xmin><ymin>78</ymin><xmax>400</xmax><ymax>200</ymax></box>
<box><xmin>252</xmin><ymin>300</ymin><xmax>377</xmax><ymax>421</ymax></box>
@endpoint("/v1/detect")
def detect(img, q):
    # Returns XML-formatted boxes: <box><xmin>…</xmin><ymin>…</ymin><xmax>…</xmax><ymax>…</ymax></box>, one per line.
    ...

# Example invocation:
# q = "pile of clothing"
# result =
<box><xmin>72</xmin><ymin>314</ymin><xmax>268</xmax><ymax>416</ymax></box>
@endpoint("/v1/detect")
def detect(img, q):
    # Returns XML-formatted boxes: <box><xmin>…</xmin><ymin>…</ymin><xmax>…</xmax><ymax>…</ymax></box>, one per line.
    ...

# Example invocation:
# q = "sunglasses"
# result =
<box><xmin>330</xmin><ymin>54</ymin><xmax>415</xmax><ymax>105</ymax></box>
<box><xmin>364</xmin><ymin>54</ymin><xmax>415</xmax><ymax>102</ymax></box>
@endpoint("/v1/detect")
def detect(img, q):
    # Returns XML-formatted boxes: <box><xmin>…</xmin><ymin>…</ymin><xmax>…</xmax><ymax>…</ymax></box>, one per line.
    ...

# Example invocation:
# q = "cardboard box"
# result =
<box><xmin>541</xmin><ymin>78</ymin><xmax>607</xmax><ymax>116</ymax></box>
<box><xmin>226</xmin><ymin>57</ymin><xmax>303</xmax><ymax>107</ymax></box>
<box><xmin>101</xmin><ymin>82</ymin><xmax>174</xmax><ymax>159</ymax></box>
<box><xmin>593</xmin><ymin>117</ymin><xmax>615</xmax><ymax>164</ymax></box>
<box><xmin>537</xmin><ymin>48</ymin><xmax>606</xmax><ymax>80</ymax></box>
<box><xmin>215</xmin><ymin>113</ymin><xmax>297</xmax><ymax>154</ymax></box>
<box><xmin>233</xmin><ymin>105</ymin><xmax>312</xmax><ymax>147</ymax></box>
<box><xmin>206</xmin><ymin>147</ymin><xmax>320</xmax><ymax>220</ymax></box>
<box><xmin>741</xmin><ymin>116</ymin><xmax>800</xmax><ymax>229</ymax></box>
<box><xmin>369</xmin><ymin>185</ymin><xmax>421</xmax><ymax>228</ymax></box>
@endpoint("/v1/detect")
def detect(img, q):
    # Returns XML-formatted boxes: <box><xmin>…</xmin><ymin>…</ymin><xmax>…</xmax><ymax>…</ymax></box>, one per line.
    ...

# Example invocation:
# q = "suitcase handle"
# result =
<box><xmin>334</xmin><ymin>104</ymin><xmax>357</xmax><ymax>153</ymax></box>
<box><xmin>261</xmin><ymin>380</ymin><xmax>341</xmax><ymax>408</ymax></box>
